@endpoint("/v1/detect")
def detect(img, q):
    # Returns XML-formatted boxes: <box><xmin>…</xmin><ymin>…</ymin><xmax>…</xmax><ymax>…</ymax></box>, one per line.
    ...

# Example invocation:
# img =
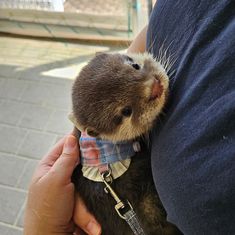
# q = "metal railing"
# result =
<box><xmin>0</xmin><ymin>0</ymin><xmax>151</xmax><ymax>41</ymax></box>
<box><xmin>0</xmin><ymin>0</ymin><xmax>64</xmax><ymax>11</ymax></box>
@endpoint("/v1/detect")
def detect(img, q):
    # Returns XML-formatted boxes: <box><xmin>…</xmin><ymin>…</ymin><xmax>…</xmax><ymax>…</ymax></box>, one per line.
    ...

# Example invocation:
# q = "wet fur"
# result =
<box><xmin>71</xmin><ymin>53</ymin><xmax>182</xmax><ymax>235</ymax></box>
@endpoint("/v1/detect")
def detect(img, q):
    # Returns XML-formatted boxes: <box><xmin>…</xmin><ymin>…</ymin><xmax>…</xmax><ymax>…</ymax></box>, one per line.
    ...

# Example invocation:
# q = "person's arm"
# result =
<box><xmin>127</xmin><ymin>25</ymin><xmax>147</xmax><ymax>54</ymax></box>
<box><xmin>24</xmin><ymin>135</ymin><xmax>101</xmax><ymax>235</ymax></box>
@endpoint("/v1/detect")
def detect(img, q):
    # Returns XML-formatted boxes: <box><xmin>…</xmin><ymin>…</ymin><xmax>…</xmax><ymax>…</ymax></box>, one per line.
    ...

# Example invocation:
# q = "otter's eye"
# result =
<box><xmin>132</xmin><ymin>63</ymin><xmax>140</xmax><ymax>70</ymax></box>
<box><xmin>121</xmin><ymin>106</ymin><xmax>132</xmax><ymax>117</ymax></box>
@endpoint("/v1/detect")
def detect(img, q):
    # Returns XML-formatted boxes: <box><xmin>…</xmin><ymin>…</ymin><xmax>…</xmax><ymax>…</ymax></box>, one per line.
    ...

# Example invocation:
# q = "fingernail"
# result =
<box><xmin>63</xmin><ymin>135</ymin><xmax>77</xmax><ymax>154</ymax></box>
<box><xmin>86</xmin><ymin>221</ymin><xmax>101</xmax><ymax>235</ymax></box>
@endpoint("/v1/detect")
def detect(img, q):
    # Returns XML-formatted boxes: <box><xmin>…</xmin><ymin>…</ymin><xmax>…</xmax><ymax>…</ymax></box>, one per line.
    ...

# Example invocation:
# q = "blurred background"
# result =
<box><xmin>0</xmin><ymin>1</ymin><xmax>155</xmax><ymax>234</ymax></box>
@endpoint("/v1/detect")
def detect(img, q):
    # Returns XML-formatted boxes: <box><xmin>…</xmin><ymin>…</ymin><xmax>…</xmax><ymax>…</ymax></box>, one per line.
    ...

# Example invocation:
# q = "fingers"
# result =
<box><xmin>74</xmin><ymin>195</ymin><xmax>101</xmax><ymax>235</ymax></box>
<box><xmin>50</xmin><ymin>135</ymin><xmax>79</xmax><ymax>183</ymax></box>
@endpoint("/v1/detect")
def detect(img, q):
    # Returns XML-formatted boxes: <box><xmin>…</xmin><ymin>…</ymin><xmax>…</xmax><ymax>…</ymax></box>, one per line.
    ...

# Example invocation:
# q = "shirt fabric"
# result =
<box><xmin>147</xmin><ymin>1</ymin><xmax>235</xmax><ymax>234</ymax></box>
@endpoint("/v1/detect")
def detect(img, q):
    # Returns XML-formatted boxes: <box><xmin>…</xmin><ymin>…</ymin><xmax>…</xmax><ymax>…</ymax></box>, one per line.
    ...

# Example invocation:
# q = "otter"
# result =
<box><xmin>70</xmin><ymin>53</ymin><xmax>182</xmax><ymax>235</ymax></box>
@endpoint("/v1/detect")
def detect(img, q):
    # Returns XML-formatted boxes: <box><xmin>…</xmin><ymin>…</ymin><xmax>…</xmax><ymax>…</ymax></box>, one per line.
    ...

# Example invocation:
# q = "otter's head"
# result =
<box><xmin>71</xmin><ymin>53</ymin><xmax>169</xmax><ymax>142</ymax></box>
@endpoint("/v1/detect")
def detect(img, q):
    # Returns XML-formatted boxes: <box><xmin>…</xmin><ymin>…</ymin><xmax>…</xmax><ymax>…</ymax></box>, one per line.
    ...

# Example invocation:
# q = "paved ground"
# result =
<box><xmin>0</xmin><ymin>35</ymin><xmax>125</xmax><ymax>234</ymax></box>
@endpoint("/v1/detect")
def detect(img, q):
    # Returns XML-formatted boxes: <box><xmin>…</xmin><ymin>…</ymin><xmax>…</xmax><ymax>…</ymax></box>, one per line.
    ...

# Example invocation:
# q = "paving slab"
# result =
<box><xmin>18</xmin><ymin>130</ymin><xmax>57</xmax><ymax>160</ymax></box>
<box><xmin>0</xmin><ymin>153</ymin><xmax>27</xmax><ymax>187</ymax></box>
<box><xmin>0</xmin><ymin>186</ymin><xmax>26</xmax><ymax>224</ymax></box>
<box><xmin>0</xmin><ymin>224</ymin><xmax>23</xmax><ymax>235</ymax></box>
<box><xmin>0</xmin><ymin>100</ymin><xmax>28</xmax><ymax>126</ymax></box>
<box><xmin>46</xmin><ymin>109</ymin><xmax>73</xmax><ymax>134</ymax></box>
<box><xmin>16</xmin><ymin>159</ymin><xmax>39</xmax><ymax>190</ymax></box>
<box><xmin>19</xmin><ymin>104</ymin><xmax>53</xmax><ymax>131</ymax></box>
<box><xmin>20</xmin><ymin>81</ymin><xmax>73</xmax><ymax>109</ymax></box>
<box><xmin>0</xmin><ymin>78</ymin><xmax>28</xmax><ymax>100</ymax></box>
<box><xmin>0</xmin><ymin>125</ymin><xmax>27</xmax><ymax>154</ymax></box>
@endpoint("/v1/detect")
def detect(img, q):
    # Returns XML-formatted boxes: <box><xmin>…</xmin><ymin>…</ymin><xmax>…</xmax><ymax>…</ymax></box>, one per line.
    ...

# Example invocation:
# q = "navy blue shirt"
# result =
<box><xmin>147</xmin><ymin>1</ymin><xmax>235</xmax><ymax>234</ymax></box>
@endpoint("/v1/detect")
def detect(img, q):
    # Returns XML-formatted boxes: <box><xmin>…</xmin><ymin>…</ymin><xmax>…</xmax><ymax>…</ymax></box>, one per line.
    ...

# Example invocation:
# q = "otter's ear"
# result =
<box><xmin>68</xmin><ymin>112</ymin><xmax>84</xmax><ymax>132</ymax></box>
<box><xmin>86</xmin><ymin>128</ymin><xmax>99</xmax><ymax>137</ymax></box>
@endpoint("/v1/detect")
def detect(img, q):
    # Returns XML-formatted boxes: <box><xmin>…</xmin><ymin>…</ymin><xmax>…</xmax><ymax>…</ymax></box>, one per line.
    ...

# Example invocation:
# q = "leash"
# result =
<box><xmin>101</xmin><ymin>171</ymin><xmax>146</xmax><ymax>235</ymax></box>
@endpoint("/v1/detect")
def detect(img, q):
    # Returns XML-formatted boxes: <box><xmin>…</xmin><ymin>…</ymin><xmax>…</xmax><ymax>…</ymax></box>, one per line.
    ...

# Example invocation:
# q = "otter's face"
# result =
<box><xmin>72</xmin><ymin>53</ymin><xmax>169</xmax><ymax>142</ymax></box>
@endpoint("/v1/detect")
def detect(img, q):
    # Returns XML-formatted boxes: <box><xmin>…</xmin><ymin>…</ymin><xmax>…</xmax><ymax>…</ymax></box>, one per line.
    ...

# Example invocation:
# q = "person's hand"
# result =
<box><xmin>24</xmin><ymin>134</ymin><xmax>101</xmax><ymax>235</ymax></box>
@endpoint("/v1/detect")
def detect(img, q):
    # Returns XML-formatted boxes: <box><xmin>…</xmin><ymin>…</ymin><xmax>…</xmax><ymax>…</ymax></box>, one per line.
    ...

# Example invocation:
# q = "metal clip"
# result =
<box><xmin>101</xmin><ymin>171</ymin><xmax>133</xmax><ymax>220</ymax></box>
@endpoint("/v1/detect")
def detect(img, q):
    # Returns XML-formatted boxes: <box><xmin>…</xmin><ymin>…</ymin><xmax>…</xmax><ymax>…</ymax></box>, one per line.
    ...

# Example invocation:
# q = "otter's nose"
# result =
<box><xmin>149</xmin><ymin>78</ymin><xmax>163</xmax><ymax>101</ymax></box>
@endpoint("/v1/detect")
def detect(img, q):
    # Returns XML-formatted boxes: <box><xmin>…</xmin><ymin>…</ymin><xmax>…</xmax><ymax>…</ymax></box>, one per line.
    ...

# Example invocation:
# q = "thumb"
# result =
<box><xmin>50</xmin><ymin>135</ymin><xmax>79</xmax><ymax>183</ymax></box>
<box><xmin>74</xmin><ymin>195</ymin><xmax>101</xmax><ymax>235</ymax></box>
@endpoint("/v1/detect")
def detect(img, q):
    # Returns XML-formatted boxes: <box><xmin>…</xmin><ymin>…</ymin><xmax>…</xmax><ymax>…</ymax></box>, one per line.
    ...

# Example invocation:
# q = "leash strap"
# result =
<box><xmin>101</xmin><ymin>171</ymin><xmax>146</xmax><ymax>235</ymax></box>
<box><xmin>124</xmin><ymin>209</ymin><xmax>145</xmax><ymax>235</ymax></box>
